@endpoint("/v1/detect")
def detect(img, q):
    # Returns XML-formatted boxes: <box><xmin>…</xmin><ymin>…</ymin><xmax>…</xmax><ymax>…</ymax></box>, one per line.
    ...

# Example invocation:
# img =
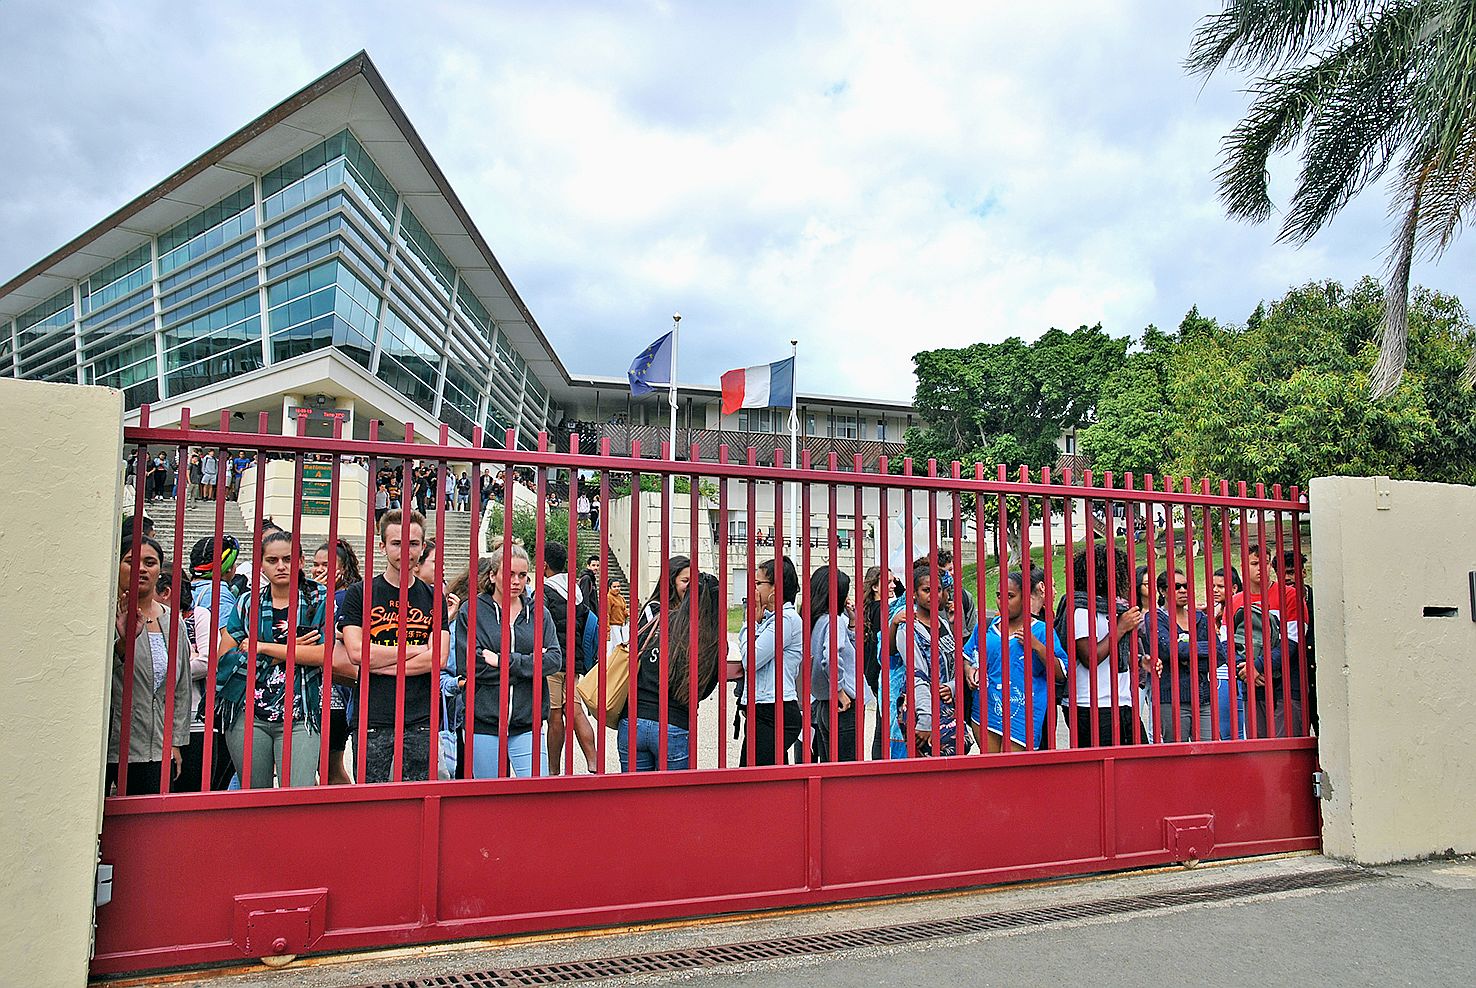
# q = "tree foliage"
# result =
<box><xmin>1187</xmin><ymin>0</ymin><xmax>1476</xmax><ymax>396</ymax></box>
<box><xmin>1080</xmin><ymin>278</ymin><xmax>1476</xmax><ymax>488</ymax></box>
<box><xmin>904</xmin><ymin>324</ymin><xmax>1128</xmax><ymax>471</ymax></box>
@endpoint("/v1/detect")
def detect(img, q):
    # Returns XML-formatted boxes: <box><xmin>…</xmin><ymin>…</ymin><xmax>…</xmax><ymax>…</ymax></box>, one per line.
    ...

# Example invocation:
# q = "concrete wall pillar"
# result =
<box><xmin>0</xmin><ymin>380</ymin><xmax>123</xmax><ymax>985</ymax></box>
<box><xmin>1312</xmin><ymin>475</ymin><xmax>1476</xmax><ymax>864</ymax></box>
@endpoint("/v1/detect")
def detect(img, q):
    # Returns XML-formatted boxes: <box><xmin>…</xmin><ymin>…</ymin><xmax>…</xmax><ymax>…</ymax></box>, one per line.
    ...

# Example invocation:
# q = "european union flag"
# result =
<box><xmin>627</xmin><ymin>331</ymin><xmax>674</xmax><ymax>396</ymax></box>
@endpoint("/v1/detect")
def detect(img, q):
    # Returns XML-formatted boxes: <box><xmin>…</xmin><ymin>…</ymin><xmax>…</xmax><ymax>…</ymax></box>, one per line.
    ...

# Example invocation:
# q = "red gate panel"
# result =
<box><xmin>94</xmin><ymin>741</ymin><xmax>1318</xmax><ymax>976</ymax></box>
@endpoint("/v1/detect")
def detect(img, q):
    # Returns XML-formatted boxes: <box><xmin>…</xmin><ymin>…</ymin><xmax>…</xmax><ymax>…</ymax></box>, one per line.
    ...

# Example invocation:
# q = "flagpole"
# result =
<box><xmin>788</xmin><ymin>338</ymin><xmax>798</xmax><ymax>558</ymax></box>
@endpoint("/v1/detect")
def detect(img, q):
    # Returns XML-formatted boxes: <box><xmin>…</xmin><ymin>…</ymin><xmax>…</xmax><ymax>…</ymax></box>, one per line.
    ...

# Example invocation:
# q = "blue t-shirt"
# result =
<box><xmin>964</xmin><ymin>616</ymin><xmax>1068</xmax><ymax>748</ymax></box>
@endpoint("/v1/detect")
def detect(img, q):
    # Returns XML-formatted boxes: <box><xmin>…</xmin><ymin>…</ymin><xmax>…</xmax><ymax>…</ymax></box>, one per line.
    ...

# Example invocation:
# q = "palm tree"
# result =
<box><xmin>1187</xmin><ymin>1</ymin><xmax>1476</xmax><ymax>398</ymax></box>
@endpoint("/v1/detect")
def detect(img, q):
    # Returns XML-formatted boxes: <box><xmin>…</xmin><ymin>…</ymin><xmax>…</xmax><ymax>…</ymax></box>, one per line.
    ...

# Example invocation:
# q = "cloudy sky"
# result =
<box><xmin>2</xmin><ymin>1</ymin><xmax>1470</xmax><ymax>402</ymax></box>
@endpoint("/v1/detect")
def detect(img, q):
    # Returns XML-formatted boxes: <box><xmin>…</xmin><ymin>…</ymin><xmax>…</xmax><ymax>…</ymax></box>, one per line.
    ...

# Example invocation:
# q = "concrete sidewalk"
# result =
<box><xmin>117</xmin><ymin>854</ymin><xmax>1476</xmax><ymax>987</ymax></box>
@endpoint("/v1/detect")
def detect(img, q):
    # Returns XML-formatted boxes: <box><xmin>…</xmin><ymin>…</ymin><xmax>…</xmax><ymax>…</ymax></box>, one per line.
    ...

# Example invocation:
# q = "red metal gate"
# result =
<box><xmin>94</xmin><ymin>409</ymin><xmax>1318</xmax><ymax>977</ymax></box>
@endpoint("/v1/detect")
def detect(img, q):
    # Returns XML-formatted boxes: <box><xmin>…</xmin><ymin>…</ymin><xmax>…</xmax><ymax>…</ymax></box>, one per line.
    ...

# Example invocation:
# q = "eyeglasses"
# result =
<box><xmin>1174</xmin><ymin>582</ymin><xmax>1189</xmax><ymax>590</ymax></box>
<box><xmin>755</xmin><ymin>580</ymin><xmax>772</xmax><ymax>588</ymax></box>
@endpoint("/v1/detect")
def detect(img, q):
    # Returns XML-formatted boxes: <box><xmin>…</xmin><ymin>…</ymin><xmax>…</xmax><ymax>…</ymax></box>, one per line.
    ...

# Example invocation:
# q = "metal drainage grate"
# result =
<box><xmin>359</xmin><ymin>867</ymin><xmax>1374</xmax><ymax>987</ymax></box>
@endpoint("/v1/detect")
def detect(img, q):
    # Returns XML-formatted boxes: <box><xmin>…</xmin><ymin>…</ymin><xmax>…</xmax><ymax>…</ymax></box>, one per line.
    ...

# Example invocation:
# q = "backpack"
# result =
<box><xmin>1231</xmin><ymin>602</ymin><xmax>1283</xmax><ymax>677</ymax></box>
<box><xmin>578</xmin><ymin>607</ymin><xmax>600</xmax><ymax>676</ymax></box>
<box><xmin>1053</xmin><ymin>591</ymin><xmax>1131</xmax><ymax>674</ymax></box>
<box><xmin>544</xmin><ymin>584</ymin><xmax>593</xmax><ymax>675</ymax></box>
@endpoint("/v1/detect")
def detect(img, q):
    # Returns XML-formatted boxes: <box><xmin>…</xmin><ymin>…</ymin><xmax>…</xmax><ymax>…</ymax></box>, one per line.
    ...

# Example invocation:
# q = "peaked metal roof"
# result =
<box><xmin>0</xmin><ymin>50</ymin><xmax>576</xmax><ymax>392</ymax></box>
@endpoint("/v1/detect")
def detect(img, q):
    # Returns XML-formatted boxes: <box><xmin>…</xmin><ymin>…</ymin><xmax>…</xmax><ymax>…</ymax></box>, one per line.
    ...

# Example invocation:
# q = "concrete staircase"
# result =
<box><xmin>140</xmin><ymin>496</ymin><xmax>479</xmax><ymax>583</ymax></box>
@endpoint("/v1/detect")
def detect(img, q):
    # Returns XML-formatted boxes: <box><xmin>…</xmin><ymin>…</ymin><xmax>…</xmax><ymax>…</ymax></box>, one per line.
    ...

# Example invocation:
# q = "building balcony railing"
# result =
<box><xmin>576</xmin><ymin>422</ymin><xmax>907</xmax><ymax>470</ymax></box>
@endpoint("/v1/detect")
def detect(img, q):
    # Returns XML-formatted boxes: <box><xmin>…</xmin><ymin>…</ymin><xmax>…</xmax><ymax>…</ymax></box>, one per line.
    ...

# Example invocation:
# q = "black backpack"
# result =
<box><xmin>544</xmin><ymin>584</ymin><xmax>592</xmax><ymax>674</ymax></box>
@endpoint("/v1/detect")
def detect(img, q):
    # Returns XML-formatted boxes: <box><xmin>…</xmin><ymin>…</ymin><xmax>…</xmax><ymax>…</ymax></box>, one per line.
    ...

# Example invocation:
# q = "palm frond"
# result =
<box><xmin>1277</xmin><ymin>18</ymin><xmax>1420</xmax><ymax>243</ymax></box>
<box><xmin>1216</xmin><ymin>62</ymin><xmax>1344</xmax><ymax>222</ymax></box>
<box><xmin>1187</xmin><ymin>0</ymin><xmax>1390</xmax><ymax>77</ymax></box>
<box><xmin>1369</xmin><ymin>165</ymin><xmax>1427</xmax><ymax>398</ymax></box>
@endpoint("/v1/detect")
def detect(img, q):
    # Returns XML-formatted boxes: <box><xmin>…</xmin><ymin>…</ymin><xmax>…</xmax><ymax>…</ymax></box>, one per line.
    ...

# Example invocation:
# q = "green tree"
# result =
<box><xmin>1188</xmin><ymin>1</ymin><xmax>1476</xmax><ymax>397</ymax></box>
<box><xmin>1078</xmin><ymin>321</ymin><xmax>1190</xmax><ymax>478</ymax></box>
<box><xmin>905</xmin><ymin>323</ymin><xmax>1127</xmax><ymax>471</ymax></box>
<box><xmin>1165</xmin><ymin>278</ymin><xmax>1475</xmax><ymax>488</ymax></box>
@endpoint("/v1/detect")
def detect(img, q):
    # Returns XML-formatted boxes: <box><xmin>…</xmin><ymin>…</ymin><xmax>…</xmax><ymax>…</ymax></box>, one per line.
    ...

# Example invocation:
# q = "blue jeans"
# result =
<box><xmin>471</xmin><ymin>731</ymin><xmax>547</xmax><ymax>778</ymax></box>
<box><xmin>1216</xmin><ymin>679</ymin><xmax>1247</xmax><ymax>740</ymax></box>
<box><xmin>616</xmin><ymin>717</ymin><xmax>690</xmax><ymax>772</ymax></box>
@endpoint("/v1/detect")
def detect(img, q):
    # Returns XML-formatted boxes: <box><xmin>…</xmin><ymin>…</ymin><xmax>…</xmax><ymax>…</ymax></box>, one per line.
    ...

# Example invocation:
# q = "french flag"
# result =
<box><xmin>720</xmin><ymin>357</ymin><xmax>795</xmax><ymax>414</ymax></box>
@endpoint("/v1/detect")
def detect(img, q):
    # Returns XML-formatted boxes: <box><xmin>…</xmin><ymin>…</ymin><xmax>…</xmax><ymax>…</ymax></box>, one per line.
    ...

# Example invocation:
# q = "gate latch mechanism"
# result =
<box><xmin>1313</xmin><ymin>771</ymin><xmax>1332</xmax><ymax>800</ymax></box>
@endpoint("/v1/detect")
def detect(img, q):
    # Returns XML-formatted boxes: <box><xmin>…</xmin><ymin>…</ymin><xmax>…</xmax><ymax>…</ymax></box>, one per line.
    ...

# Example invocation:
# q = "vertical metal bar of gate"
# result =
<box><xmin>688</xmin><ymin>445</ymin><xmax>701</xmax><ymax>761</ymax></box>
<box><xmin>498</xmin><ymin>434</ymin><xmax>516</xmax><ymax>773</ymax></box>
<box><xmin>279</xmin><ymin>415</ymin><xmax>308</xmax><ymax>785</ymax></box>
<box><xmin>851</xmin><ymin>456</ymin><xmax>866</xmax><ymax>763</ymax></box>
<box><xmin>464</xmin><ymin>427</ymin><xmax>484</xmax><ymax>780</ymax></box>
<box><xmin>744</xmin><ymin>447</ymin><xmax>757</xmax><ymax>767</ymax></box>
<box><xmin>877</xmin><ymin>455</ymin><xmax>891</xmax><ymax>760</ymax></box>
<box><xmin>772</xmin><ymin>446</ymin><xmax>786</xmax><ymax>764</ymax></box>
<box><xmin>1161</xmin><ymin>475</ymin><xmax>1179</xmax><ymax>743</ymax></box>
<box><xmin>902</xmin><ymin>458</ymin><xmax>915</xmax><ymax>759</ymax></box>
<box><xmin>1290</xmin><ymin>486</ymin><xmax>1311</xmax><ymax>736</ymax></box>
<box><xmin>155</xmin><ymin>412</ymin><xmax>188</xmax><ymax>794</ymax></box>
<box><xmin>1122</xmin><ymin>472</ymin><xmax>1143</xmax><ymax>748</ymax></box>
<box><xmin>565</xmin><ymin>437</ymin><xmax>579</xmax><ymax>775</ymax></box>
<box><xmin>241</xmin><ymin>414</ymin><xmax>268</xmax><ymax>789</ymax></box>
<box><xmin>356</xmin><ymin>421</ymin><xmax>378</xmax><ymax>784</ymax></box>
<box><xmin>1273</xmin><ymin>485</ymin><xmax>1293</xmax><ymax>738</ymax></box>
<box><xmin>1015</xmin><ymin>465</ymin><xmax>1032</xmax><ymax>751</ymax></box>
<box><xmin>1144</xmin><ymin>475</ymin><xmax>1162</xmax><ymax>746</ymax></box>
<box><xmin>656</xmin><ymin>444</ymin><xmax>671</xmax><ymax>772</ymax></box>
<box><xmin>926</xmin><ymin>460</ymin><xmax>940</xmax><ymax>757</ymax></box>
<box><xmin>529</xmin><ymin>434</ymin><xmax>548</xmax><ymax>778</ymax></box>
<box><xmin>1198</xmin><ymin>478</ymin><xmax>1220</xmax><ymax>743</ymax></box>
<box><xmin>1218</xmin><ymin>479</ymin><xmax>1239</xmax><ymax>740</ymax></box>
<box><xmin>593</xmin><ymin>438</ymin><xmax>612</xmax><ymax>772</ymax></box>
<box><xmin>427</xmin><ymin>426</ymin><xmax>449</xmax><ymax>782</ymax></box>
<box><xmin>1103</xmin><ymin>472</ymin><xmax>1121</xmax><ymax>746</ymax></box>
<box><xmin>626</xmin><ymin>446</ymin><xmax>641</xmax><ymax>771</ymax></box>
<box><xmin>1061</xmin><ymin>467</ymin><xmax>1078</xmax><ymax>749</ymax></box>
<box><xmin>389</xmin><ymin>423</ymin><xmax>415</xmax><ymax>783</ymax></box>
<box><xmin>950</xmin><ymin>464</ymin><xmax>965</xmax><ymax>758</ymax></box>
<box><xmin>717</xmin><ymin>445</ymin><xmax>730</xmax><ymax>770</ymax></box>
<box><xmin>1255</xmin><ymin>484</ymin><xmax>1275</xmax><ymax>737</ymax></box>
<box><xmin>1039</xmin><ymin>466</ymin><xmax>1057</xmax><ymax>751</ymax></box>
<box><xmin>1179</xmin><ymin>475</ymin><xmax>1200</xmax><ymax>744</ymax></box>
<box><xmin>799</xmin><ymin>451</ymin><xmax>813</xmax><ymax>765</ymax></box>
<box><xmin>318</xmin><ymin>417</ymin><xmax>343</xmax><ymax>784</ymax></box>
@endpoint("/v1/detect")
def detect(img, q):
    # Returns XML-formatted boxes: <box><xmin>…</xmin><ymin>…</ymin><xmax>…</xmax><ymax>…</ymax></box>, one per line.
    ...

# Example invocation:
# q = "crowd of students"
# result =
<box><xmin>107</xmin><ymin>508</ymin><xmax>1311</xmax><ymax>794</ymax></box>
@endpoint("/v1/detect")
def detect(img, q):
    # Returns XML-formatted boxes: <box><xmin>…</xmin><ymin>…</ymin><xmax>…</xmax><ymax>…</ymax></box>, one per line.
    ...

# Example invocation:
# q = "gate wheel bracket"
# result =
<box><xmin>232</xmin><ymin>888</ymin><xmax>327</xmax><ymax>964</ymax></box>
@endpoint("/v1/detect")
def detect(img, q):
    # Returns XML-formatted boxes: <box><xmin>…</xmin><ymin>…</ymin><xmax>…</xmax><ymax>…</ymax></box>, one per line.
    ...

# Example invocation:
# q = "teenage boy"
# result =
<box><xmin>340</xmin><ymin>509</ymin><xmax>449</xmax><ymax>782</ymax></box>
<box><xmin>1229</xmin><ymin>542</ymin><xmax>1304</xmax><ymax>737</ymax></box>
<box><xmin>540</xmin><ymin>542</ymin><xmax>597</xmax><ymax>773</ymax></box>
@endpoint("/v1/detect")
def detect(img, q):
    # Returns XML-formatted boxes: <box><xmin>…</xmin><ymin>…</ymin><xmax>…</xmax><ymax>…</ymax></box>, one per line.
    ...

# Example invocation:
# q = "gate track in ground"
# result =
<box><xmin>352</xmin><ymin>866</ymin><xmax>1376</xmax><ymax>988</ymax></box>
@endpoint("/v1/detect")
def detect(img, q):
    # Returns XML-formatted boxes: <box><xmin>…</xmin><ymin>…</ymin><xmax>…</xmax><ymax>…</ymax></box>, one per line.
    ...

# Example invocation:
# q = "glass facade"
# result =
<box><xmin>2</xmin><ymin>127</ymin><xmax>552</xmax><ymax>445</ymax></box>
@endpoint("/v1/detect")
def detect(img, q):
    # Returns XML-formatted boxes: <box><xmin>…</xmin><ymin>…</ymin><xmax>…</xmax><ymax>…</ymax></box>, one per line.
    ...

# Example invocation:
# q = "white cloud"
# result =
<box><xmin>1</xmin><ymin>0</ymin><xmax>1472</xmax><ymax>403</ymax></box>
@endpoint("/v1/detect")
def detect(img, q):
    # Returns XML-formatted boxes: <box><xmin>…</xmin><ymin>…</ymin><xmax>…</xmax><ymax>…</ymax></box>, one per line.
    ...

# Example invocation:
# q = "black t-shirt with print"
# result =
<box><xmin>339</xmin><ymin>575</ymin><xmax>445</xmax><ymax>727</ymax></box>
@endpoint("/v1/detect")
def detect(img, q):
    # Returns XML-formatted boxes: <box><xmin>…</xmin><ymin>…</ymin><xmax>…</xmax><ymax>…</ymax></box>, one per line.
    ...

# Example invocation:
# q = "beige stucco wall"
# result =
<box><xmin>1312</xmin><ymin>475</ymin><xmax>1476</xmax><ymax>864</ymax></box>
<box><xmin>237</xmin><ymin>458</ymin><xmax>368</xmax><ymax>541</ymax></box>
<box><xmin>0</xmin><ymin>380</ymin><xmax>123</xmax><ymax>985</ymax></box>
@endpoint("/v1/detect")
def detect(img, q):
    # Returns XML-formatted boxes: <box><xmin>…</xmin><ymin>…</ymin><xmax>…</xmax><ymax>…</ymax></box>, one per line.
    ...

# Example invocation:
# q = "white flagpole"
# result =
<box><xmin>788</xmin><ymin>338</ymin><xmax>798</xmax><ymax>558</ymax></box>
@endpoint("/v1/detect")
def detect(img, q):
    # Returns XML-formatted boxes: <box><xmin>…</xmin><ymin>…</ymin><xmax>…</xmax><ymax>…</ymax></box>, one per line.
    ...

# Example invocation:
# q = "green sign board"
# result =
<box><xmin>302</xmin><ymin>462</ymin><xmax>332</xmax><ymax>516</ymax></box>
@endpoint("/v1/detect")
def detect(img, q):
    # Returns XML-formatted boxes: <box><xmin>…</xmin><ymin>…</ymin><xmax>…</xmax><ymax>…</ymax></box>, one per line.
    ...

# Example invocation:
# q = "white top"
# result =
<box><xmin>1070</xmin><ymin>608</ymin><xmax>1132</xmax><ymax>707</ymax></box>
